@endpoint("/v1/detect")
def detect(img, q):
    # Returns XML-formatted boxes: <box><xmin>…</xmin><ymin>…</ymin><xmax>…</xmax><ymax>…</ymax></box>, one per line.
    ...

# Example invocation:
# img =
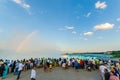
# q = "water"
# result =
<box><xmin>62</xmin><ymin>53</ymin><xmax>114</xmax><ymax>60</ymax></box>
<box><xmin>0</xmin><ymin>51</ymin><xmax>119</xmax><ymax>61</ymax></box>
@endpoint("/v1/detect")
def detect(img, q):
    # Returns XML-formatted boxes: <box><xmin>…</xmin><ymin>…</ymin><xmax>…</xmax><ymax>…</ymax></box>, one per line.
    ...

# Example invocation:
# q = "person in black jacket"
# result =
<box><xmin>104</xmin><ymin>69</ymin><xmax>110</xmax><ymax>80</ymax></box>
<box><xmin>0</xmin><ymin>63</ymin><xmax>4</xmax><ymax>80</ymax></box>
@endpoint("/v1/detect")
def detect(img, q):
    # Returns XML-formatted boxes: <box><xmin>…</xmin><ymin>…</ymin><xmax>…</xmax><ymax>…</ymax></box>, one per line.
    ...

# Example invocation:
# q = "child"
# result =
<box><xmin>49</xmin><ymin>64</ymin><xmax>52</xmax><ymax>72</ymax></box>
<box><xmin>31</xmin><ymin>66</ymin><xmax>36</xmax><ymax>80</ymax></box>
<box><xmin>62</xmin><ymin>63</ymin><xmax>66</xmax><ymax>70</ymax></box>
<box><xmin>44</xmin><ymin>65</ymin><xmax>48</xmax><ymax>72</ymax></box>
<box><xmin>87</xmin><ymin>65</ymin><xmax>91</xmax><ymax>72</ymax></box>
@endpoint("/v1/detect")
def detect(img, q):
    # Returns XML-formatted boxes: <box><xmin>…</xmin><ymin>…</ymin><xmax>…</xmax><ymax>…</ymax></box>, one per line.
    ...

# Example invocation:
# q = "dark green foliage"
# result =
<box><xmin>111</xmin><ymin>51</ymin><xmax>120</xmax><ymax>58</ymax></box>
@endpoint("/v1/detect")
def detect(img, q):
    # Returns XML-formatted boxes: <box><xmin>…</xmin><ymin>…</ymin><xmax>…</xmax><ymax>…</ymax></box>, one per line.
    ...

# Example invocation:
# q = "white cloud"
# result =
<box><xmin>65</xmin><ymin>26</ymin><xmax>74</xmax><ymax>30</ymax></box>
<box><xmin>72</xmin><ymin>31</ymin><xmax>77</xmax><ymax>34</ymax></box>
<box><xmin>12</xmin><ymin>0</ymin><xmax>31</xmax><ymax>14</ymax></box>
<box><xmin>117</xmin><ymin>18</ymin><xmax>120</xmax><ymax>22</ymax></box>
<box><xmin>94</xmin><ymin>23</ymin><xmax>114</xmax><ymax>31</ymax></box>
<box><xmin>95</xmin><ymin>1</ymin><xmax>107</xmax><ymax>9</ymax></box>
<box><xmin>86</xmin><ymin>12</ymin><xmax>91</xmax><ymax>17</ymax></box>
<box><xmin>84</xmin><ymin>32</ymin><xmax>93</xmax><ymax>36</ymax></box>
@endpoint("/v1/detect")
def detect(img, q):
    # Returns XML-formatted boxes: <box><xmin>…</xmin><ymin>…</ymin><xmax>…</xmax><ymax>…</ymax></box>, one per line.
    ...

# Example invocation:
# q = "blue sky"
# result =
<box><xmin>0</xmin><ymin>0</ymin><xmax>120</xmax><ymax>55</ymax></box>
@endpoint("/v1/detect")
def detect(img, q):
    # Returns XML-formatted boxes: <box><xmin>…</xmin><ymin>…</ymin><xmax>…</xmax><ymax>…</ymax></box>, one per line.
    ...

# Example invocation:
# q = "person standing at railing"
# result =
<box><xmin>2</xmin><ymin>63</ymin><xmax>9</xmax><ymax>79</ymax></box>
<box><xmin>0</xmin><ymin>62</ymin><xmax>4</xmax><ymax>80</ymax></box>
<box><xmin>16</xmin><ymin>61</ymin><xmax>24</xmax><ymax>80</ymax></box>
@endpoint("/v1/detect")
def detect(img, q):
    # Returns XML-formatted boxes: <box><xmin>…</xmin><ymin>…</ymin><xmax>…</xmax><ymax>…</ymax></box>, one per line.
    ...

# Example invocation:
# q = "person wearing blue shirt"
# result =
<box><xmin>74</xmin><ymin>60</ymin><xmax>79</xmax><ymax>72</ymax></box>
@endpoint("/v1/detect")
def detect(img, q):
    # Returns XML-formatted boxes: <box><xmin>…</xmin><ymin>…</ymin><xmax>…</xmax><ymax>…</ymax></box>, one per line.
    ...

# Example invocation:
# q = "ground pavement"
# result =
<box><xmin>3</xmin><ymin>67</ymin><xmax>101</xmax><ymax>80</ymax></box>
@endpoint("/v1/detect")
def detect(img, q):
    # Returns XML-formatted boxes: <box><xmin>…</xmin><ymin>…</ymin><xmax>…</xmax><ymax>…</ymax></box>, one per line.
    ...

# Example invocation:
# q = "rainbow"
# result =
<box><xmin>16</xmin><ymin>31</ymin><xmax>37</xmax><ymax>53</ymax></box>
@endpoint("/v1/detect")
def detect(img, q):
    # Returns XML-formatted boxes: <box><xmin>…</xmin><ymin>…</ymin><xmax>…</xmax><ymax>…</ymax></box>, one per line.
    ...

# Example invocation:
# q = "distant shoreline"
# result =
<box><xmin>63</xmin><ymin>50</ymin><xmax>120</xmax><ymax>58</ymax></box>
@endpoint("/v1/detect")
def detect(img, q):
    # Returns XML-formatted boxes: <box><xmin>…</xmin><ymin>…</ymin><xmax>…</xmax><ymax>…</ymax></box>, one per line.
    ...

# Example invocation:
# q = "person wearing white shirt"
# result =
<box><xmin>31</xmin><ymin>66</ymin><xmax>36</xmax><ymax>80</ymax></box>
<box><xmin>99</xmin><ymin>64</ymin><xmax>107</xmax><ymax>80</ymax></box>
<box><xmin>17</xmin><ymin>62</ymin><xmax>23</xmax><ymax>80</ymax></box>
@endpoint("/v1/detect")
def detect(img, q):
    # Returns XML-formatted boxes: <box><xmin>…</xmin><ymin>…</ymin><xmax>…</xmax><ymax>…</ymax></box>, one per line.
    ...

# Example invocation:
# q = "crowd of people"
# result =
<box><xmin>99</xmin><ymin>60</ymin><xmax>120</xmax><ymax>80</ymax></box>
<box><xmin>0</xmin><ymin>57</ymin><xmax>120</xmax><ymax>80</ymax></box>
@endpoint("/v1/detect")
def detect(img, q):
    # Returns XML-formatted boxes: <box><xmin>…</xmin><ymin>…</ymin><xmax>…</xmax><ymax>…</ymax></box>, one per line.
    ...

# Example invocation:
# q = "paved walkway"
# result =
<box><xmin>4</xmin><ymin>67</ymin><xmax>101</xmax><ymax>80</ymax></box>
